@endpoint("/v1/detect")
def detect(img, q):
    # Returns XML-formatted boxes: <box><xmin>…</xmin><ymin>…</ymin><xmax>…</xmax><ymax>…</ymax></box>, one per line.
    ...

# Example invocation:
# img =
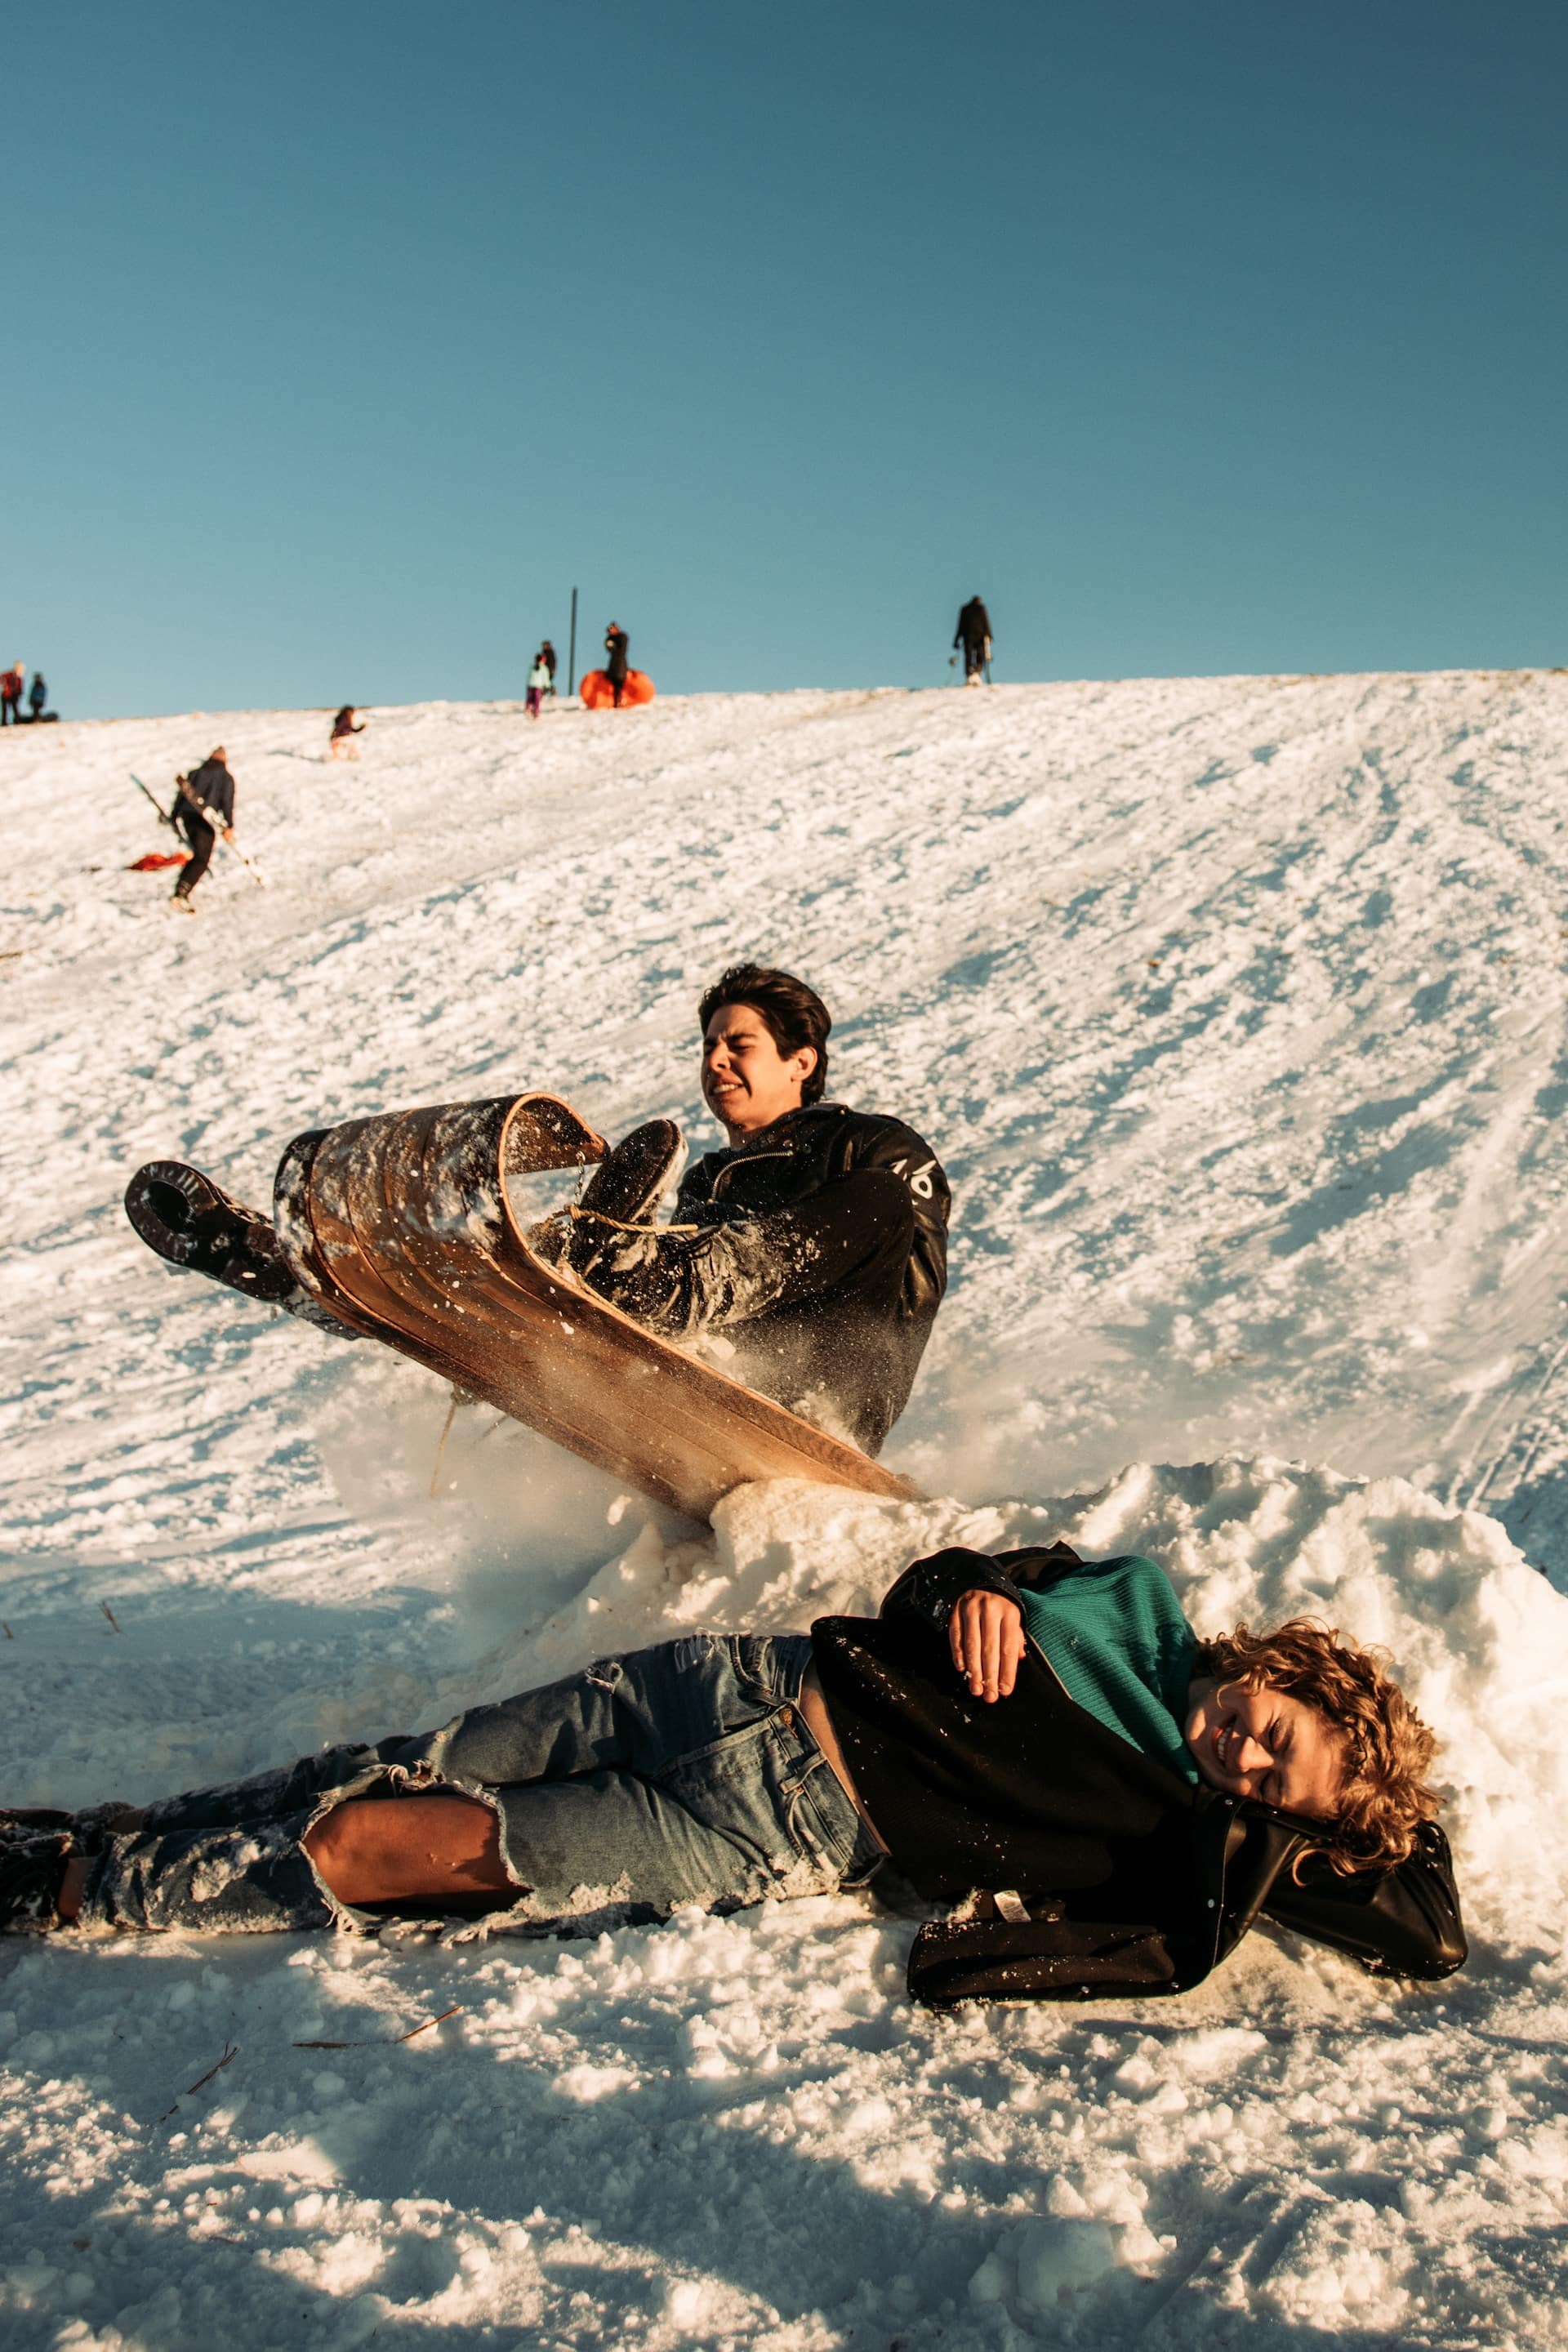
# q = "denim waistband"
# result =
<box><xmin>733</xmin><ymin>1632</ymin><xmax>884</xmax><ymax>1889</ymax></box>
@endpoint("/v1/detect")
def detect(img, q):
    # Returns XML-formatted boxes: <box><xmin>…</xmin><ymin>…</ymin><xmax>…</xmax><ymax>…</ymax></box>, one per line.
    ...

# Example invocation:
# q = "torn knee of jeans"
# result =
<box><xmin>298</xmin><ymin>1766</ymin><xmax>524</xmax><ymax>1931</ymax></box>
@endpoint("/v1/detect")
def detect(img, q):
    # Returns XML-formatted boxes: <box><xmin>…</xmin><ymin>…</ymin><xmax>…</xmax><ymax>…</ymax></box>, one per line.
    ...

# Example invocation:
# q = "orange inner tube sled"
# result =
<box><xmin>580</xmin><ymin>668</ymin><xmax>655</xmax><ymax>709</ymax></box>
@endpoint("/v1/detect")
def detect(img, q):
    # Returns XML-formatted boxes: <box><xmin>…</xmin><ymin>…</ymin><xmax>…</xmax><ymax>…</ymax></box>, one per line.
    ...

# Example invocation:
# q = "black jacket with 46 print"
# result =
<box><xmin>589</xmin><ymin>1102</ymin><xmax>950</xmax><ymax>1454</ymax></box>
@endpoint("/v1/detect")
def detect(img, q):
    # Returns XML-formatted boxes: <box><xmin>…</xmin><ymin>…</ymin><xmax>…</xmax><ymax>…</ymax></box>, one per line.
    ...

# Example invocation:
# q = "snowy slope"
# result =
<box><xmin>3</xmin><ymin>672</ymin><xmax>1568</xmax><ymax>2348</ymax></box>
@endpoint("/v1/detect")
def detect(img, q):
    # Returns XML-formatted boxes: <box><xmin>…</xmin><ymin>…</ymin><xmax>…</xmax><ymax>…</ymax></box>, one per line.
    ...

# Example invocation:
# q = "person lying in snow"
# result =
<box><xmin>122</xmin><ymin>963</ymin><xmax>950</xmax><ymax>1456</ymax></box>
<box><xmin>1</xmin><ymin>1542</ymin><xmax>1463</xmax><ymax>2005</ymax></box>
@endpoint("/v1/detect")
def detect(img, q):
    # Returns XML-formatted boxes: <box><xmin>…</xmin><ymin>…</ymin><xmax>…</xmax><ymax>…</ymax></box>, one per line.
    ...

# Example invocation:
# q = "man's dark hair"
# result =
<box><xmin>697</xmin><ymin>964</ymin><xmax>831</xmax><ymax>1106</ymax></box>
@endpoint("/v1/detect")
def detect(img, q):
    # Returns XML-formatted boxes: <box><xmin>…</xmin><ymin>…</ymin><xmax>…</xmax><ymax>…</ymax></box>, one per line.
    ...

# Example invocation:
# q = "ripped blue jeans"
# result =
<box><xmin>78</xmin><ymin>1633</ymin><xmax>882</xmax><ymax>1937</ymax></box>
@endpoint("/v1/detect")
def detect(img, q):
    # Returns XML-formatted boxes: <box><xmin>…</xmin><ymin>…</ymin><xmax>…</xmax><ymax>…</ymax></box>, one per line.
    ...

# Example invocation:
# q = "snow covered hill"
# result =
<box><xmin>3</xmin><ymin>670</ymin><xmax>1568</xmax><ymax>2347</ymax></box>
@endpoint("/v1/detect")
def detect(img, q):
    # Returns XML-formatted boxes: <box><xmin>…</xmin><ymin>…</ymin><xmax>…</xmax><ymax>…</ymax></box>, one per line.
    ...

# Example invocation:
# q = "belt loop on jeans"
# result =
<box><xmin>775</xmin><ymin>1704</ymin><xmax>827</xmax><ymax>1799</ymax></box>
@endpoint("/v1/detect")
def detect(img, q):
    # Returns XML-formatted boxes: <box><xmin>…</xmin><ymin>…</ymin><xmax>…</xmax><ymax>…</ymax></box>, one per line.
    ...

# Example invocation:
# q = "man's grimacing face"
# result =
<box><xmin>701</xmin><ymin>1002</ymin><xmax>817</xmax><ymax>1139</ymax></box>
<box><xmin>1183</xmin><ymin>1677</ymin><xmax>1345</xmax><ymax>1819</ymax></box>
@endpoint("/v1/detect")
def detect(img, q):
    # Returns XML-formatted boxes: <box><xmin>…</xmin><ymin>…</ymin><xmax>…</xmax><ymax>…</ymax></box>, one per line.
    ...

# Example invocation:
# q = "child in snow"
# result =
<box><xmin>124</xmin><ymin>964</ymin><xmax>951</xmax><ymax>1459</ymax></box>
<box><xmin>330</xmin><ymin>706</ymin><xmax>365</xmax><ymax>760</ymax></box>
<box><xmin>0</xmin><ymin>1540</ymin><xmax>1462</xmax><ymax>2008</ymax></box>
<box><xmin>526</xmin><ymin>651</ymin><xmax>551</xmax><ymax>718</ymax></box>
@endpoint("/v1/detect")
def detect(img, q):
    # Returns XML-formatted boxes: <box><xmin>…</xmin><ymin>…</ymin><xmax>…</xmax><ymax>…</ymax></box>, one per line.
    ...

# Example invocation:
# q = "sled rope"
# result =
<box><xmin>429</xmin><ymin>1392</ymin><xmax>460</xmax><ymax>1498</ymax></box>
<box><xmin>566</xmin><ymin>1205</ymin><xmax>701</xmax><ymax>1237</ymax></box>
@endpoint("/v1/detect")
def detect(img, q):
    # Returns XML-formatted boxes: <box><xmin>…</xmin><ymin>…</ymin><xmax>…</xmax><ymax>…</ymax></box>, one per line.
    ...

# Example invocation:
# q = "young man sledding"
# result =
<box><xmin>0</xmin><ymin>1539</ymin><xmax>1463</xmax><ymax>2010</ymax></box>
<box><xmin>531</xmin><ymin>963</ymin><xmax>950</xmax><ymax>1453</ymax></box>
<box><xmin>123</xmin><ymin>964</ymin><xmax>950</xmax><ymax>1457</ymax></box>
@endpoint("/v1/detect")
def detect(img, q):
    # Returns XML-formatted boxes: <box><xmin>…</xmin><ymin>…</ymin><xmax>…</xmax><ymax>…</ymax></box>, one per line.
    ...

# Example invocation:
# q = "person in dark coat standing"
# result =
<box><xmin>27</xmin><ymin>672</ymin><xmax>47</xmax><ymax>721</ymax></box>
<box><xmin>954</xmin><ymin>596</ymin><xmax>991</xmax><ymax>686</ymax></box>
<box><xmin>539</xmin><ymin>640</ymin><xmax>558</xmax><ymax>692</ymax></box>
<box><xmin>170</xmin><ymin>746</ymin><xmax>238</xmax><ymax>911</ymax></box>
<box><xmin>604</xmin><ymin>621</ymin><xmax>630</xmax><ymax>707</ymax></box>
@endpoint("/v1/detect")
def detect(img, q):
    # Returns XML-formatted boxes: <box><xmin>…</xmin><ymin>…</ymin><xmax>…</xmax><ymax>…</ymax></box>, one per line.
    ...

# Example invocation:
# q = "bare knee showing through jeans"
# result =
<box><xmin>303</xmin><ymin>1792</ymin><xmax>512</xmax><ymax>1906</ymax></box>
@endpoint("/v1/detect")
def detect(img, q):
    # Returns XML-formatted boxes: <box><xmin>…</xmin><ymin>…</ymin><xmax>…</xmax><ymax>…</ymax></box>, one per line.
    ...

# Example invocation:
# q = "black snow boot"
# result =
<box><xmin>0</xmin><ymin>1827</ymin><xmax>72</xmax><ymax>1936</ymax></box>
<box><xmin>124</xmin><ymin>1161</ymin><xmax>299</xmax><ymax>1304</ymax></box>
<box><xmin>0</xmin><ymin>1803</ymin><xmax>141</xmax><ymax>1851</ymax></box>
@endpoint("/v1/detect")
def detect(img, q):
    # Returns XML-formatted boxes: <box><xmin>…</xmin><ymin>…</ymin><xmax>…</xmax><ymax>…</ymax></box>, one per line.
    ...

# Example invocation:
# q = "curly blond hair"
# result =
<box><xmin>1191</xmin><ymin>1618</ymin><xmax>1441</xmax><ymax>1874</ymax></box>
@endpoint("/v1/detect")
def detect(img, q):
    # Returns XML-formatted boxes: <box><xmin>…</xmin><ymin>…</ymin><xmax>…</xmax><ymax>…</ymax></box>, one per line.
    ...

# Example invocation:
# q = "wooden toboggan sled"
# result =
<box><xmin>273</xmin><ymin>1092</ymin><xmax>912</xmax><ymax>1524</ymax></box>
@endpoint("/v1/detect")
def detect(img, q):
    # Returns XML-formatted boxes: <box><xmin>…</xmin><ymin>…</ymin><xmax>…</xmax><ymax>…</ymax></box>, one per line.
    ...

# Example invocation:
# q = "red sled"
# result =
<box><xmin>127</xmin><ymin>851</ymin><xmax>190</xmax><ymax>871</ymax></box>
<box><xmin>580</xmin><ymin>668</ymin><xmax>655</xmax><ymax>710</ymax></box>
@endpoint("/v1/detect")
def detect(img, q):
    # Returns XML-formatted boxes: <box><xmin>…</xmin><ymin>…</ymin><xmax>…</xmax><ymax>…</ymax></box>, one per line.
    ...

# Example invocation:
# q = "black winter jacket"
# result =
<box><xmin>812</xmin><ymin>1544</ymin><xmax>1466</xmax><ymax>2007</ymax></box>
<box><xmin>590</xmin><ymin>1102</ymin><xmax>950</xmax><ymax>1453</ymax></box>
<box><xmin>679</xmin><ymin>1102</ymin><xmax>947</xmax><ymax>1451</ymax></box>
<box><xmin>955</xmin><ymin>598</ymin><xmax>991</xmax><ymax>648</ymax></box>
<box><xmin>180</xmin><ymin>756</ymin><xmax>235</xmax><ymax>828</ymax></box>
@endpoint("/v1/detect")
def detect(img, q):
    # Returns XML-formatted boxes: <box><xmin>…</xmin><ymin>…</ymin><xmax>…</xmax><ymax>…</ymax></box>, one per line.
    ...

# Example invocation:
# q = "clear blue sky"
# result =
<box><xmin>4</xmin><ymin>0</ymin><xmax>1564</xmax><ymax>717</ymax></box>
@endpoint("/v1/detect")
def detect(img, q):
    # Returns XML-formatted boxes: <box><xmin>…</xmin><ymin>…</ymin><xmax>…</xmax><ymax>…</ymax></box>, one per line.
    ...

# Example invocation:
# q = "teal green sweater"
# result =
<box><xmin>1018</xmin><ymin>1554</ymin><xmax>1200</xmax><ymax>1784</ymax></box>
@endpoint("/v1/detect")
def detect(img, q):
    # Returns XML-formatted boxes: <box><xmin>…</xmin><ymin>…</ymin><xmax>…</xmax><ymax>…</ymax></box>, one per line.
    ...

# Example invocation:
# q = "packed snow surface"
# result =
<box><xmin>4</xmin><ymin>670</ymin><xmax>1568</xmax><ymax>2348</ymax></box>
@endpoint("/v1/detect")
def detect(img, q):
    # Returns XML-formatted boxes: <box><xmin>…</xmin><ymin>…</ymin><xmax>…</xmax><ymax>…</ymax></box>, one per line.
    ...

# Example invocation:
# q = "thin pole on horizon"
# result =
<box><xmin>568</xmin><ymin>587</ymin><xmax>577</xmax><ymax>697</ymax></box>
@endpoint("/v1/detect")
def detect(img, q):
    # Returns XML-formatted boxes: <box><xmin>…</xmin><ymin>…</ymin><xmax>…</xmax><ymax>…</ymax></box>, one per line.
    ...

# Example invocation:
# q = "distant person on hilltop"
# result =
<box><xmin>329</xmin><ymin>706</ymin><xmax>364</xmax><ymax>761</ymax></box>
<box><xmin>526</xmin><ymin>648</ymin><xmax>552</xmax><ymax>719</ymax></box>
<box><xmin>0</xmin><ymin>662</ymin><xmax>22</xmax><ymax>725</ymax></box>
<box><xmin>539</xmin><ymin>639</ymin><xmax>558</xmax><ymax>692</ymax></box>
<box><xmin>955</xmin><ymin>596</ymin><xmax>991</xmax><ymax>687</ymax></box>
<box><xmin>27</xmin><ymin>670</ymin><xmax>47</xmax><ymax>721</ymax></box>
<box><xmin>604</xmin><ymin>621</ymin><xmax>630</xmax><ymax>707</ymax></box>
<box><xmin>169</xmin><ymin>746</ymin><xmax>238</xmax><ymax>911</ymax></box>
